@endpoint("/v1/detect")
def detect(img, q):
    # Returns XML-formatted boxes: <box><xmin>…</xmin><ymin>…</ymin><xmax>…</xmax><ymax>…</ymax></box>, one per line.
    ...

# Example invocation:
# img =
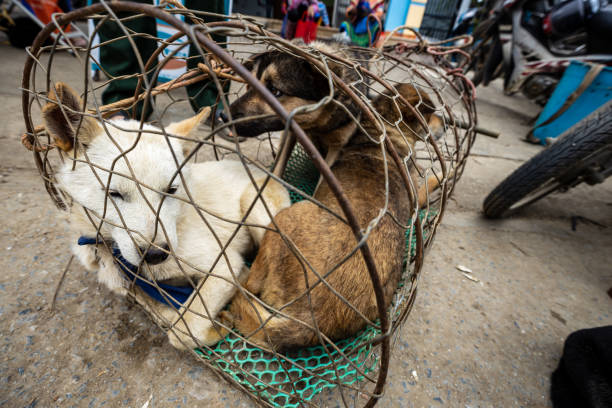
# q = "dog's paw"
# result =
<box><xmin>72</xmin><ymin>244</ymin><xmax>99</xmax><ymax>271</ymax></box>
<box><xmin>218</xmin><ymin>310</ymin><xmax>235</xmax><ymax>327</ymax></box>
<box><xmin>167</xmin><ymin>311</ymin><xmax>229</xmax><ymax>350</ymax></box>
<box><xmin>97</xmin><ymin>257</ymin><xmax>127</xmax><ymax>296</ymax></box>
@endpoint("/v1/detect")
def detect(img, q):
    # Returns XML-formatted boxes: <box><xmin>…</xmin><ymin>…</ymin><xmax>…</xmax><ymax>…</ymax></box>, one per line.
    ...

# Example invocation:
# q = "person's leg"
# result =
<box><xmin>286</xmin><ymin>20</ymin><xmax>297</xmax><ymax>39</ymax></box>
<box><xmin>184</xmin><ymin>0</ymin><xmax>227</xmax><ymax>113</ymax></box>
<box><xmin>281</xmin><ymin>14</ymin><xmax>288</xmax><ymax>37</ymax></box>
<box><xmin>95</xmin><ymin>0</ymin><xmax>158</xmax><ymax>119</ymax></box>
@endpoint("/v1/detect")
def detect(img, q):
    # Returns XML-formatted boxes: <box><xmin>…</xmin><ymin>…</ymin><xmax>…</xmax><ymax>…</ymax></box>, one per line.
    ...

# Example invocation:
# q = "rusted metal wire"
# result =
<box><xmin>21</xmin><ymin>2</ymin><xmax>476</xmax><ymax>406</ymax></box>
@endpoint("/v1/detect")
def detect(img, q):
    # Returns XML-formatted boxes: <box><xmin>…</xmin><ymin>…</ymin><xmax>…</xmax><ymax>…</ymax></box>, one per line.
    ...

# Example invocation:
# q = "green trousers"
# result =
<box><xmin>96</xmin><ymin>0</ymin><xmax>225</xmax><ymax>118</ymax></box>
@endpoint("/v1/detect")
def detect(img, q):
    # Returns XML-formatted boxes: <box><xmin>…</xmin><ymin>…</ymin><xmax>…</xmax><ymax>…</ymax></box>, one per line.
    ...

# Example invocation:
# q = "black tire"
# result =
<box><xmin>483</xmin><ymin>101</ymin><xmax>612</xmax><ymax>218</ymax></box>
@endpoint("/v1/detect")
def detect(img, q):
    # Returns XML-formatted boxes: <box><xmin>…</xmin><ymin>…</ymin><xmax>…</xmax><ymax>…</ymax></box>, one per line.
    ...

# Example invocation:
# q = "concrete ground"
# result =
<box><xmin>1</xmin><ymin>40</ymin><xmax>611</xmax><ymax>408</ymax></box>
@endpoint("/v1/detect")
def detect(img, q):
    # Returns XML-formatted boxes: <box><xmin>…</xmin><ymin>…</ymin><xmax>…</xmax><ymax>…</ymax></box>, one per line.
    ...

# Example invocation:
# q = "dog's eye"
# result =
<box><xmin>268</xmin><ymin>85</ymin><xmax>283</xmax><ymax>97</ymax></box>
<box><xmin>108</xmin><ymin>190</ymin><xmax>124</xmax><ymax>200</ymax></box>
<box><xmin>166</xmin><ymin>186</ymin><xmax>178</xmax><ymax>195</ymax></box>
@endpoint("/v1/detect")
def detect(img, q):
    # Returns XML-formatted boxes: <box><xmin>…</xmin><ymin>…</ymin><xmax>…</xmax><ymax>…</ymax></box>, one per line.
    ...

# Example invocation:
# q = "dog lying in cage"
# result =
<box><xmin>216</xmin><ymin>42</ymin><xmax>443</xmax><ymax>349</ymax></box>
<box><xmin>42</xmin><ymin>83</ymin><xmax>291</xmax><ymax>350</ymax></box>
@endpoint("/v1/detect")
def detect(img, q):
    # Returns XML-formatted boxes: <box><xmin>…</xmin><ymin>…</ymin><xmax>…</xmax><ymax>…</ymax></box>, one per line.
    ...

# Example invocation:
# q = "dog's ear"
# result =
<box><xmin>41</xmin><ymin>82</ymin><xmax>101</xmax><ymax>152</ymax></box>
<box><xmin>165</xmin><ymin>107</ymin><xmax>211</xmax><ymax>158</ymax></box>
<box><xmin>165</xmin><ymin>106</ymin><xmax>211</xmax><ymax>137</ymax></box>
<box><xmin>242</xmin><ymin>55</ymin><xmax>258</xmax><ymax>73</ymax></box>
<box><xmin>242</xmin><ymin>52</ymin><xmax>266</xmax><ymax>73</ymax></box>
<box><xmin>394</xmin><ymin>84</ymin><xmax>436</xmax><ymax>124</ymax></box>
<box><xmin>428</xmin><ymin>115</ymin><xmax>445</xmax><ymax>140</ymax></box>
<box><xmin>242</xmin><ymin>50</ymin><xmax>281</xmax><ymax>74</ymax></box>
<box><xmin>390</xmin><ymin>84</ymin><xmax>440</xmax><ymax>143</ymax></box>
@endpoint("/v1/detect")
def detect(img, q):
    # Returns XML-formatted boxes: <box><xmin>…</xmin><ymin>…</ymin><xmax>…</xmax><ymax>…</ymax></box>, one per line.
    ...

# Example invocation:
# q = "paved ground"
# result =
<box><xmin>0</xmin><ymin>40</ymin><xmax>611</xmax><ymax>408</ymax></box>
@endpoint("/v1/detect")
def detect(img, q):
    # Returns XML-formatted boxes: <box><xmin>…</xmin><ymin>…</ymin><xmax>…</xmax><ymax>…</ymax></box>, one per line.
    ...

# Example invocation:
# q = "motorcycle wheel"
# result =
<box><xmin>483</xmin><ymin>101</ymin><xmax>612</xmax><ymax>218</ymax></box>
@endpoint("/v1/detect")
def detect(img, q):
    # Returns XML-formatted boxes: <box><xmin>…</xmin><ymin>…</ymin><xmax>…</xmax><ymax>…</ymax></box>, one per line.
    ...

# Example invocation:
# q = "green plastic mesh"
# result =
<box><xmin>196</xmin><ymin>146</ymin><xmax>434</xmax><ymax>407</ymax></box>
<box><xmin>281</xmin><ymin>146</ymin><xmax>321</xmax><ymax>202</ymax></box>
<box><xmin>196</xmin><ymin>326</ymin><xmax>379</xmax><ymax>407</ymax></box>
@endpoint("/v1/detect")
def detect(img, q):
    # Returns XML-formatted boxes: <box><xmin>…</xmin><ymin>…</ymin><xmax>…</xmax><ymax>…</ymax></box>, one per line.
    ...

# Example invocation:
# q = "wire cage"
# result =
<box><xmin>21</xmin><ymin>2</ymin><xmax>476</xmax><ymax>406</ymax></box>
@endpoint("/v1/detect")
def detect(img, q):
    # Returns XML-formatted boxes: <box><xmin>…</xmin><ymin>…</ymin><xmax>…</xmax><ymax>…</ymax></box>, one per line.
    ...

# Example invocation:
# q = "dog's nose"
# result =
<box><xmin>142</xmin><ymin>243</ymin><xmax>170</xmax><ymax>265</ymax></box>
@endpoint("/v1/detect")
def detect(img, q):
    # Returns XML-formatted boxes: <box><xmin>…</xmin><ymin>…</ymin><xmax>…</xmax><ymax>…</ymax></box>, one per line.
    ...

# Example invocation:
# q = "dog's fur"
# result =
<box><xmin>221</xmin><ymin>42</ymin><xmax>439</xmax><ymax>349</ymax></box>
<box><xmin>43</xmin><ymin>83</ymin><xmax>290</xmax><ymax>350</ymax></box>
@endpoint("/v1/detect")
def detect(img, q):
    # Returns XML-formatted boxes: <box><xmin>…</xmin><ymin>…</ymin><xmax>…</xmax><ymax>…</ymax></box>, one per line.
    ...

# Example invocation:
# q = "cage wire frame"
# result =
<box><xmin>21</xmin><ymin>2</ymin><xmax>477</xmax><ymax>406</ymax></box>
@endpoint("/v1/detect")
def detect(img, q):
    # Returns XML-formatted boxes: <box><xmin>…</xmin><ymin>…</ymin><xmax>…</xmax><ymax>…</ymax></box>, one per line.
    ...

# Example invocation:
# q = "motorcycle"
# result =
<box><xmin>483</xmin><ymin>100</ymin><xmax>612</xmax><ymax>218</ymax></box>
<box><xmin>466</xmin><ymin>0</ymin><xmax>612</xmax><ymax>105</ymax></box>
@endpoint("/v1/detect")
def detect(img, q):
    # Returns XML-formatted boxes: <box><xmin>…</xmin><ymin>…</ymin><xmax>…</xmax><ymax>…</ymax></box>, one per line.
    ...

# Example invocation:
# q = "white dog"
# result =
<box><xmin>42</xmin><ymin>83</ymin><xmax>290</xmax><ymax>350</ymax></box>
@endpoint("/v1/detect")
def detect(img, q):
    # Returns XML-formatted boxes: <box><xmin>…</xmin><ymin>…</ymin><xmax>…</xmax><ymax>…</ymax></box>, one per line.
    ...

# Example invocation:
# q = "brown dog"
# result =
<box><xmin>222</xmin><ymin>43</ymin><xmax>439</xmax><ymax>349</ymax></box>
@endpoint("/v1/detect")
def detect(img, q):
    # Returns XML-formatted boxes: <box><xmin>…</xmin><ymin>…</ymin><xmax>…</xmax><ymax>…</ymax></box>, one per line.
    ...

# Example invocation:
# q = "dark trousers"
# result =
<box><xmin>95</xmin><ymin>0</ymin><xmax>225</xmax><ymax>118</ymax></box>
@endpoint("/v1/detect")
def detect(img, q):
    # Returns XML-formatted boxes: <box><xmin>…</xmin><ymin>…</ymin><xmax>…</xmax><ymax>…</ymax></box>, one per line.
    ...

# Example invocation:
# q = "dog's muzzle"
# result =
<box><xmin>224</xmin><ymin>110</ymin><xmax>285</xmax><ymax>137</ymax></box>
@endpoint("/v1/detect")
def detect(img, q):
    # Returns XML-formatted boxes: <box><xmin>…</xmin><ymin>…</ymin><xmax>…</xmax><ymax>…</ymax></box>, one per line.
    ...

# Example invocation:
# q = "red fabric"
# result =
<box><xmin>27</xmin><ymin>0</ymin><xmax>72</xmax><ymax>31</ymax></box>
<box><xmin>294</xmin><ymin>13</ymin><xmax>318</xmax><ymax>43</ymax></box>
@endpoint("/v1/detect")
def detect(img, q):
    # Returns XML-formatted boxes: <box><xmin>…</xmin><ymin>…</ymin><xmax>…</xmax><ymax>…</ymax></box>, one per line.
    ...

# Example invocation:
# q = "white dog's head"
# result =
<box><xmin>42</xmin><ymin>83</ymin><xmax>209</xmax><ymax>265</ymax></box>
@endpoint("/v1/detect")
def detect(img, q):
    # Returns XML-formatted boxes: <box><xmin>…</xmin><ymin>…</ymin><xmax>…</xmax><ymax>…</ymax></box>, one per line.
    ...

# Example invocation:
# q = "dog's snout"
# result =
<box><xmin>142</xmin><ymin>243</ymin><xmax>170</xmax><ymax>265</ymax></box>
<box><xmin>219</xmin><ymin>111</ymin><xmax>229</xmax><ymax>123</ymax></box>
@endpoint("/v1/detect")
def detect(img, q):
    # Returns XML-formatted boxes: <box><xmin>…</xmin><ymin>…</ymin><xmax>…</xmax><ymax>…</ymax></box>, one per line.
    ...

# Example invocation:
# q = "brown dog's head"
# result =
<box><xmin>228</xmin><ymin>42</ymin><xmax>362</xmax><ymax>138</ymax></box>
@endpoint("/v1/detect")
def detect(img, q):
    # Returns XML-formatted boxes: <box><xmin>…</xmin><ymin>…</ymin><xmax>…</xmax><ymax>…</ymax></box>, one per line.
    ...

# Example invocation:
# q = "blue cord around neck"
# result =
<box><xmin>77</xmin><ymin>236</ymin><xmax>192</xmax><ymax>309</ymax></box>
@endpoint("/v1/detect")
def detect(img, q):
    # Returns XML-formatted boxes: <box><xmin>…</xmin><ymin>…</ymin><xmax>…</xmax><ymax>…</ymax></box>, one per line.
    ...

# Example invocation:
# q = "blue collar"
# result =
<box><xmin>77</xmin><ymin>236</ymin><xmax>193</xmax><ymax>309</ymax></box>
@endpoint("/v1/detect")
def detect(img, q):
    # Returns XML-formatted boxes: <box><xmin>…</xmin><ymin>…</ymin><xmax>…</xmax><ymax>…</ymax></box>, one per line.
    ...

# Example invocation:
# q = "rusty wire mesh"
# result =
<box><xmin>21</xmin><ymin>2</ymin><xmax>476</xmax><ymax>406</ymax></box>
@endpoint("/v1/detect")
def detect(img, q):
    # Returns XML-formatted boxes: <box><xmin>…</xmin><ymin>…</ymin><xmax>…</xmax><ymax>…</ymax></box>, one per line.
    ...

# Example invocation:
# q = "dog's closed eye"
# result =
<box><xmin>108</xmin><ymin>190</ymin><xmax>124</xmax><ymax>200</ymax></box>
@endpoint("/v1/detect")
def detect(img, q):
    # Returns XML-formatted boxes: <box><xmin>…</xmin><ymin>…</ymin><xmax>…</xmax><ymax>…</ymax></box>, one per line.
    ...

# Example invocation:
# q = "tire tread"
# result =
<box><xmin>483</xmin><ymin>101</ymin><xmax>612</xmax><ymax>218</ymax></box>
